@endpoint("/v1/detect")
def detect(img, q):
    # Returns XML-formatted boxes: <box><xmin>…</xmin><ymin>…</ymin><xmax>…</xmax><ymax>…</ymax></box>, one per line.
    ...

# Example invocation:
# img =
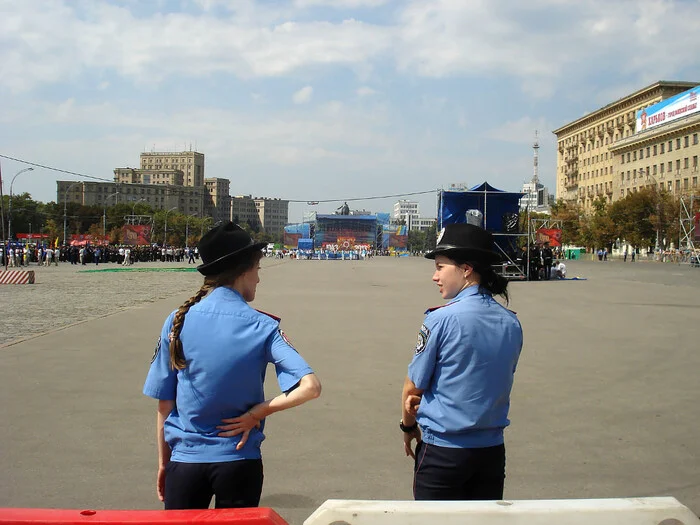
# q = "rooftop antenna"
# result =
<box><xmin>532</xmin><ymin>130</ymin><xmax>540</xmax><ymax>185</ymax></box>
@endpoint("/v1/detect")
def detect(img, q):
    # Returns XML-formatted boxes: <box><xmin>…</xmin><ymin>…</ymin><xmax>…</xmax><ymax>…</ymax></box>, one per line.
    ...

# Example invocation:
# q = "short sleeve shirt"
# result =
<box><xmin>143</xmin><ymin>287</ymin><xmax>313</xmax><ymax>462</ymax></box>
<box><xmin>408</xmin><ymin>285</ymin><xmax>523</xmax><ymax>449</ymax></box>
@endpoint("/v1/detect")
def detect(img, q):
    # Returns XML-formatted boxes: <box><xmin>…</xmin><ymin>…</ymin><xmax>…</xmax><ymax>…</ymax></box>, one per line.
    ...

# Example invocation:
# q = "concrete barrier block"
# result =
<box><xmin>304</xmin><ymin>497</ymin><xmax>699</xmax><ymax>525</ymax></box>
<box><xmin>0</xmin><ymin>270</ymin><xmax>35</xmax><ymax>284</ymax></box>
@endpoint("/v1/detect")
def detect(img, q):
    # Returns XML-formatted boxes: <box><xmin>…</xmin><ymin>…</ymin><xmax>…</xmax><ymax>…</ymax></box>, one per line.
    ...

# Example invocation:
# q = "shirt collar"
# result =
<box><xmin>209</xmin><ymin>286</ymin><xmax>245</xmax><ymax>302</ymax></box>
<box><xmin>453</xmin><ymin>284</ymin><xmax>482</xmax><ymax>301</ymax></box>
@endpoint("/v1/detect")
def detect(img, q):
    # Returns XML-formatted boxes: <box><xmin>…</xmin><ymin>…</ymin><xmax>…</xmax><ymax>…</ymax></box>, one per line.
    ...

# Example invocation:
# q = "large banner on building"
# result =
<box><xmin>636</xmin><ymin>86</ymin><xmax>699</xmax><ymax>133</ymax></box>
<box><xmin>536</xmin><ymin>228</ymin><xmax>562</xmax><ymax>247</ymax></box>
<box><xmin>122</xmin><ymin>225</ymin><xmax>152</xmax><ymax>245</ymax></box>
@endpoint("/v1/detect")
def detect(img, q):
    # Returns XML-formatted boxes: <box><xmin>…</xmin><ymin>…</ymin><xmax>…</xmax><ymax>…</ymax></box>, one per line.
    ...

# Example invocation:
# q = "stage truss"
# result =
<box><xmin>679</xmin><ymin>194</ymin><xmax>698</xmax><ymax>266</ymax></box>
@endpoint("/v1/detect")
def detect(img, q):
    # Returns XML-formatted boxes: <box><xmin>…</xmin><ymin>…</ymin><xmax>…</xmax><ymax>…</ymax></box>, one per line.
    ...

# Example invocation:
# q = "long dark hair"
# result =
<box><xmin>168</xmin><ymin>249</ymin><xmax>264</xmax><ymax>370</ymax></box>
<box><xmin>450</xmin><ymin>255</ymin><xmax>510</xmax><ymax>304</ymax></box>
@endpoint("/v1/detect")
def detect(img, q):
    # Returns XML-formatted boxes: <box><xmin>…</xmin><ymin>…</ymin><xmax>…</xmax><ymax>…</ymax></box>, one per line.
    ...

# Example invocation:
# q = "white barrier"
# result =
<box><xmin>304</xmin><ymin>497</ymin><xmax>699</xmax><ymax>525</ymax></box>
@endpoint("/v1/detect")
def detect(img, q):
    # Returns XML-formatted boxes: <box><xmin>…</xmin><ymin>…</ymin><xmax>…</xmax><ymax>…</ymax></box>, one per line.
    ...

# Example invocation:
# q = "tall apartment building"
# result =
<box><xmin>393</xmin><ymin>200</ymin><xmax>419</xmax><ymax>219</ymax></box>
<box><xmin>139</xmin><ymin>151</ymin><xmax>205</xmax><ymax>187</ymax></box>
<box><xmin>57</xmin><ymin>180</ymin><xmax>205</xmax><ymax>216</ymax></box>
<box><xmin>204</xmin><ymin>178</ymin><xmax>231</xmax><ymax>224</ymax></box>
<box><xmin>553</xmin><ymin>81</ymin><xmax>699</xmax><ymax>209</ymax></box>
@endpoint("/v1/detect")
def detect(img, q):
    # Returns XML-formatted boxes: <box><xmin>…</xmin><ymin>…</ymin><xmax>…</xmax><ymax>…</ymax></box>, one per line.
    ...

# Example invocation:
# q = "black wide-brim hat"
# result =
<box><xmin>425</xmin><ymin>223</ymin><xmax>500</xmax><ymax>264</ymax></box>
<box><xmin>197</xmin><ymin>222</ymin><xmax>266</xmax><ymax>276</ymax></box>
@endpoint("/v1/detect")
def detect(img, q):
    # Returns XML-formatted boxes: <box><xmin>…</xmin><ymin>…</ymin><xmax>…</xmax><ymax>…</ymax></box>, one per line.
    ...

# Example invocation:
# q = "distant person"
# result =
<box><xmin>631</xmin><ymin>250</ymin><xmax>636</xmax><ymax>262</ymax></box>
<box><xmin>401</xmin><ymin>224</ymin><xmax>523</xmax><ymax>501</ymax></box>
<box><xmin>542</xmin><ymin>242</ymin><xmax>553</xmax><ymax>280</ymax></box>
<box><xmin>554</xmin><ymin>260</ymin><xmax>567</xmax><ymax>279</ymax></box>
<box><xmin>144</xmin><ymin>222</ymin><xmax>321</xmax><ymax>509</ymax></box>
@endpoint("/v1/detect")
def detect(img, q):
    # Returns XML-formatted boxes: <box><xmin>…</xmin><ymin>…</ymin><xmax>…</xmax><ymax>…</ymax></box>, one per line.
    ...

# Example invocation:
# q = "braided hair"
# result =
<box><xmin>168</xmin><ymin>249</ymin><xmax>264</xmax><ymax>370</ymax></box>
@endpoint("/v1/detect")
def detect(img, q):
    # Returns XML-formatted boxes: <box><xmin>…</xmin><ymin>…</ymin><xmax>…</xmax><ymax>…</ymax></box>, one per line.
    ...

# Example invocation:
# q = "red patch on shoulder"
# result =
<box><xmin>424</xmin><ymin>302</ymin><xmax>455</xmax><ymax>314</ymax></box>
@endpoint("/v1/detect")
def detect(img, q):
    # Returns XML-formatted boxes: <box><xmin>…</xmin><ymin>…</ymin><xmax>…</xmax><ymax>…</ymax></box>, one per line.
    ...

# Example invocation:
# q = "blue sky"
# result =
<box><xmin>2</xmin><ymin>0</ymin><xmax>700</xmax><ymax>221</ymax></box>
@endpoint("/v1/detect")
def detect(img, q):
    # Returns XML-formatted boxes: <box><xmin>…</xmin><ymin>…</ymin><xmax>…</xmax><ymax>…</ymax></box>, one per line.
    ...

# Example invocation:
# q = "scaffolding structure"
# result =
<box><xmin>679</xmin><ymin>194</ymin><xmax>698</xmax><ymax>266</ymax></box>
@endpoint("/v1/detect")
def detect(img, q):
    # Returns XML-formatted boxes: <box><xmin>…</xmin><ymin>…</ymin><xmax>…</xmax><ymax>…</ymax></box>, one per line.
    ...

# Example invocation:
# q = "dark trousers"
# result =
<box><xmin>413</xmin><ymin>442</ymin><xmax>505</xmax><ymax>501</ymax></box>
<box><xmin>164</xmin><ymin>460</ymin><xmax>263</xmax><ymax>510</ymax></box>
<box><xmin>543</xmin><ymin>260</ymin><xmax>552</xmax><ymax>280</ymax></box>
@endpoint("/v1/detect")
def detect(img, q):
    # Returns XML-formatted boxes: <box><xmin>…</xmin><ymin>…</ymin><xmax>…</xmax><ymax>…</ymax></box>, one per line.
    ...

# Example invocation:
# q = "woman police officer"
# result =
<box><xmin>144</xmin><ymin>222</ymin><xmax>321</xmax><ymax>509</ymax></box>
<box><xmin>400</xmin><ymin>223</ymin><xmax>523</xmax><ymax>501</ymax></box>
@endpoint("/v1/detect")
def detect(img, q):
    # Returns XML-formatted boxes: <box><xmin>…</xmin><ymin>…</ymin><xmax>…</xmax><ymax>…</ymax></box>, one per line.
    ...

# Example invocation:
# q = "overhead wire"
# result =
<box><xmin>1</xmin><ymin>153</ymin><xmax>439</xmax><ymax>203</ymax></box>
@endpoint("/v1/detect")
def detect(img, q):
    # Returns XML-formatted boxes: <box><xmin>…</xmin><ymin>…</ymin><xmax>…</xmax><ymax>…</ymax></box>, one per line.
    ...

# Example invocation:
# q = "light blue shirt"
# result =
<box><xmin>143</xmin><ymin>287</ymin><xmax>313</xmax><ymax>463</ymax></box>
<box><xmin>408</xmin><ymin>285</ymin><xmax>523</xmax><ymax>449</ymax></box>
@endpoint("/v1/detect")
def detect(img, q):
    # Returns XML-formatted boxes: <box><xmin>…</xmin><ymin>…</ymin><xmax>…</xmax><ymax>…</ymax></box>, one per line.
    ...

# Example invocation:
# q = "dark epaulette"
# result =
<box><xmin>256</xmin><ymin>309</ymin><xmax>281</xmax><ymax>323</ymax></box>
<box><xmin>424</xmin><ymin>302</ymin><xmax>455</xmax><ymax>314</ymax></box>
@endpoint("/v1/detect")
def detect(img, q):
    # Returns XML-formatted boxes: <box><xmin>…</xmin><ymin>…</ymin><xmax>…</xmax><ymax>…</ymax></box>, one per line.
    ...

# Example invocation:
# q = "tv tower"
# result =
<box><xmin>532</xmin><ymin>130</ymin><xmax>540</xmax><ymax>185</ymax></box>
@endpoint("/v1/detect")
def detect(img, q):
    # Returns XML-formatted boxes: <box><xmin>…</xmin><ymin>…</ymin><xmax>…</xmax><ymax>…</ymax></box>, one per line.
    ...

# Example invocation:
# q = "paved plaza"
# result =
<box><xmin>0</xmin><ymin>257</ymin><xmax>699</xmax><ymax>524</ymax></box>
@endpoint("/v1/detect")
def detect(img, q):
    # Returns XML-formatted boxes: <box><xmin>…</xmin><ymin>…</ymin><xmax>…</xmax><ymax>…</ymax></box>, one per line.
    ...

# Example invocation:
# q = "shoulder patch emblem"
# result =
<box><xmin>279</xmin><ymin>329</ymin><xmax>297</xmax><ymax>351</ymax></box>
<box><xmin>151</xmin><ymin>335</ymin><xmax>162</xmax><ymax>363</ymax></box>
<box><xmin>415</xmin><ymin>324</ymin><xmax>431</xmax><ymax>355</ymax></box>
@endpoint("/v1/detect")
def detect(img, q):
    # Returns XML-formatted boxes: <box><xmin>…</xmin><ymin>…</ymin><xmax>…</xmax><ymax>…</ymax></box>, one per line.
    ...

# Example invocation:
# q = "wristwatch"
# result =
<box><xmin>399</xmin><ymin>420</ymin><xmax>418</xmax><ymax>433</ymax></box>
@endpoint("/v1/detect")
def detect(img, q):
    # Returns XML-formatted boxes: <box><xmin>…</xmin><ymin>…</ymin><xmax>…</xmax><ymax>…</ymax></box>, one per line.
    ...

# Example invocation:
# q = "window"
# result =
<box><xmin>661</xmin><ymin>143</ymin><xmax>665</xmax><ymax>154</ymax></box>
<box><xmin>668</xmin><ymin>181</ymin><xmax>673</xmax><ymax>190</ymax></box>
<box><xmin>633</xmin><ymin>151</ymin><xmax>637</xmax><ymax>160</ymax></box>
<box><xmin>661</xmin><ymin>163</ymin><xmax>665</xmax><ymax>174</ymax></box>
<box><xmin>621</xmin><ymin>156</ymin><xmax>625</xmax><ymax>164</ymax></box>
<box><xmin>676</xmin><ymin>180</ymin><xmax>680</xmax><ymax>191</ymax></box>
<box><xmin>640</xmin><ymin>149</ymin><xmax>644</xmax><ymax>159</ymax></box>
<box><xmin>646</xmin><ymin>147</ymin><xmax>651</xmax><ymax>157</ymax></box>
<box><xmin>676</xmin><ymin>159</ymin><xmax>681</xmax><ymax>171</ymax></box>
<box><xmin>684</xmin><ymin>136</ymin><xmax>689</xmax><ymax>147</ymax></box>
<box><xmin>694</xmin><ymin>156</ymin><xmax>698</xmax><ymax>169</ymax></box>
<box><xmin>653</xmin><ymin>165</ymin><xmax>657</xmax><ymax>175</ymax></box>
<box><xmin>694</xmin><ymin>133</ymin><xmax>698</xmax><ymax>145</ymax></box>
<box><xmin>668</xmin><ymin>161</ymin><xmax>673</xmax><ymax>172</ymax></box>
<box><xmin>627</xmin><ymin>152</ymin><xmax>631</xmax><ymax>162</ymax></box>
<box><xmin>677</xmin><ymin>138</ymin><xmax>681</xmax><ymax>149</ymax></box>
<box><xmin>653</xmin><ymin>145</ymin><xmax>657</xmax><ymax>156</ymax></box>
<box><xmin>668</xmin><ymin>140</ymin><xmax>673</xmax><ymax>152</ymax></box>
<box><xmin>683</xmin><ymin>178</ymin><xmax>689</xmax><ymax>190</ymax></box>
<box><xmin>693</xmin><ymin>177</ymin><xmax>698</xmax><ymax>188</ymax></box>
<box><xmin>646</xmin><ymin>167</ymin><xmax>650</xmax><ymax>176</ymax></box>
<box><xmin>633</xmin><ymin>169</ymin><xmax>637</xmax><ymax>179</ymax></box>
<box><xmin>684</xmin><ymin>158</ymin><xmax>689</xmax><ymax>169</ymax></box>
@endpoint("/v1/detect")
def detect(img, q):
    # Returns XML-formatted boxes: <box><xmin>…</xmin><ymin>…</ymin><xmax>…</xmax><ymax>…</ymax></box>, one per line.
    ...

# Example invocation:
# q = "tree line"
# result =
<box><xmin>1</xmin><ymin>193</ymin><xmax>283</xmax><ymax>246</ymax></box>
<box><xmin>550</xmin><ymin>188</ymin><xmax>697</xmax><ymax>251</ymax></box>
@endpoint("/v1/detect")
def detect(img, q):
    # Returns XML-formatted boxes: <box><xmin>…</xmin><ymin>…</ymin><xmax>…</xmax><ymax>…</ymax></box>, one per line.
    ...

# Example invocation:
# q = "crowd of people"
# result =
<box><xmin>1</xmin><ymin>244</ymin><xmax>201</xmax><ymax>267</ymax></box>
<box><xmin>516</xmin><ymin>242</ymin><xmax>567</xmax><ymax>281</ymax></box>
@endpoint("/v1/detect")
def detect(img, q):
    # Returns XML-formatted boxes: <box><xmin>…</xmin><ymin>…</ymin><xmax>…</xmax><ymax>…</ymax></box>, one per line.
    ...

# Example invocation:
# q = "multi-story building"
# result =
<box><xmin>553</xmin><ymin>81</ymin><xmax>699</xmax><ymax>209</ymax></box>
<box><xmin>520</xmin><ymin>180</ymin><xmax>551</xmax><ymax>212</ymax></box>
<box><xmin>255</xmin><ymin>198</ymin><xmax>289</xmax><ymax>235</ymax></box>
<box><xmin>231</xmin><ymin>195</ymin><xmax>261</xmax><ymax>230</ymax></box>
<box><xmin>57</xmin><ymin>181</ymin><xmax>205</xmax><ymax>216</ymax></box>
<box><xmin>139</xmin><ymin>151</ymin><xmax>205</xmax><ymax>187</ymax></box>
<box><xmin>204</xmin><ymin>178</ymin><xmax>231</xmax><ymax>224</ymax></box>
<box><xmin>410</xmin><ymin>217</ymin><xmax>436</xmax><ymax>232</ymax></box>
<box><xmin>393</xmin><ymin>200</ymin><xmax>419</xmax><ymax>220</ymax></box>
<box><xmin>114</xmin><ymin>168</ymin><xmax>184</xmax><ymax>186</ymax></box>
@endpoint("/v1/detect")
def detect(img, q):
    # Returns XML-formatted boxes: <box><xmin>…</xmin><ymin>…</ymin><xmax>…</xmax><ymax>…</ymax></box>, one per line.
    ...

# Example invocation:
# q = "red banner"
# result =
<box><xmin>122</xmin><ymin>225</ymin><xmax>152</xmax><ymax>246</ymax></box>
<box><xmin>16</xmin><ymin>233</ymin><xmax>51</xmax><ymax>240</ymax></box>
<box><xmin>69</xmin><ymin>234</ymin><xmax>109</xmax><ymax>246</ymax></box>
<box><xmin>283</xmin><ymin>232</ymin><xmax>301</xmax><ymax>248</ymax></box>
<box><xmin>536</xmin><ymin>228</ymin><xmax>562</xmax><ymax>247</ymax></box>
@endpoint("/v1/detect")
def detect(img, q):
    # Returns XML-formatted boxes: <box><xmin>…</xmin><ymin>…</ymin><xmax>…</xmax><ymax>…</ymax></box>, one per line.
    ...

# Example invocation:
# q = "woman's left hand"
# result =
<box><xmin>217</xmin><ymin>412</ymin><xmax>261</xmax><ymax>450</ymax></box>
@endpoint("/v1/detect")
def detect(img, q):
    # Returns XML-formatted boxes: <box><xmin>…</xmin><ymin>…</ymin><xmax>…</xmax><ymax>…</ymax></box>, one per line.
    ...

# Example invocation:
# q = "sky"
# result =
<box><xmin>2</xmin><ymin>0</ymin><xmax>700</xmax><ymax>222</ymax></box>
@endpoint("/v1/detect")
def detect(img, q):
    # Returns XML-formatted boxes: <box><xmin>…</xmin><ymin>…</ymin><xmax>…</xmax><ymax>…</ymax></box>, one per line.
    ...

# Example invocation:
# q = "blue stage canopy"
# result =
<box><xmin>438</xmin><ymin>182</ymin><xmax>524</xmax><ymax>233</ymax></box>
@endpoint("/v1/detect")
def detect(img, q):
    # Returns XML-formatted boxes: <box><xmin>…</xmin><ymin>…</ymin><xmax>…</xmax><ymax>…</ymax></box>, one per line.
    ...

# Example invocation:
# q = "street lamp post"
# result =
<box><xmin>163</xmin><ymin>206</ymin><xmax>177</xmax><ymax>246</ymax></box>
<box><xmin>185</xmin><ymin>215</ymin><xmax>192</xmax><ymax>247</ymax></box>
<box><xmin>8</xmin><ymin>167</ymin><xmax>34</xmax><ymax>242</ymax></box>
<box><xmin>132</xmin><ymin>198</ymin><xmax>147</xmax><ymax>217</ymax></box>
<box><xmin>63</xmin><ymin>181</ymin><xmax>82</xmax><ymax>246</ymax></box>
<box><xmin>103</xmin><ymin>191</ymin><xmax>120</xmax><ymax>238</ymax></box>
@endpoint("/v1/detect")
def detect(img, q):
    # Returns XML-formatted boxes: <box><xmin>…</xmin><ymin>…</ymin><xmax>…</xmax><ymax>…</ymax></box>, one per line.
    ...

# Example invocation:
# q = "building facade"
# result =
<box><xmin>520</xmin><ymin>180</ymin><xmax>551</xmax><ymax>212</ymax></box>
<box><xmin>204</xmin><ymin>178</ymin><xmax>232</xmax><ymax>224</ymax></box>
<box><xmin>139</xmin><ymin>151</ymin><xmax>205</xmax><ymax>187</ymax></box>
<box><xmin>392</xmin><ymin>200</ymin><xmax>419</xmax><ymax>219</ymax></box>
<box><xmin>114</xmin><ymin>168</ymin><xmax>184</xmax><ymax>186</ymax></box>
<box><xmin>255</xmin><ymin>198</ymin><xmax>289</xmax><ymax>235</ymax></box>
<box><xmin>553</xmin><ymin>81</ymin><xmax>699</xmax><ymax>209</ymax></box>
<box><xmin>57</xmin><ymin>180</ymin><xmax>205</xmax><ymax>216</ymax></box>
<box><xmin>231</xmin><ymin>195</ymin><xmax>261</xmax><ymax>230</ymax></box>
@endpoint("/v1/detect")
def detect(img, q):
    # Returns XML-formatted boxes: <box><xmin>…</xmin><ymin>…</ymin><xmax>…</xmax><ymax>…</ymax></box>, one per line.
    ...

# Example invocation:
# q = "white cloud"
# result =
<box><xmin>485</xmin><ymin>117</ymin><xmax>555</xmax><ymax>146</ymax></box>
<box><xmin>293</xmin><ymin>85</ymin><xmax>314</xmax><ymax>104</ymax></box>
<box><xmin>356</xmin><ymin>86</ymin><xmax>377</xmax><ymax>96</ymax></box>
<box><xmin>293</xmin><ymin>0</ymin><xmax>390</xmax><ymax>8</ymax></box>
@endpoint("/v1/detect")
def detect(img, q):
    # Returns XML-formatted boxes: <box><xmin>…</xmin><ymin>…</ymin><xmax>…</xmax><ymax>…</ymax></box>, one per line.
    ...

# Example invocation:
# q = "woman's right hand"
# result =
<box><xmin>217</xmin><ymin>411</ymin><xmax>262</xmax><ymax>450</ymax></box>
<box><xmin>157</xmin><ymin>465</ymin><xmax>166</xmax><ymax>502</ymax></box>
